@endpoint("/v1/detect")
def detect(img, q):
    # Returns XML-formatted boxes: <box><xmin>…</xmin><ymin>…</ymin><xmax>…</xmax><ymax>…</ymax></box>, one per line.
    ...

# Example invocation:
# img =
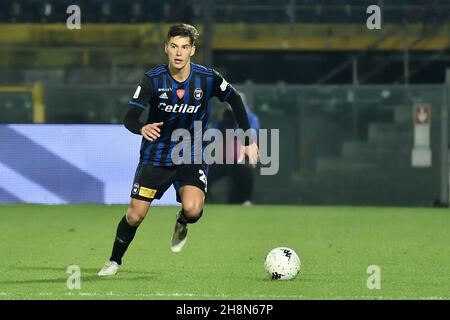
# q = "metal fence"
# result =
<box><xmin>240</xmin><ymin>83</ymin><xmax>448</xmax><ymax>206</ymax></box>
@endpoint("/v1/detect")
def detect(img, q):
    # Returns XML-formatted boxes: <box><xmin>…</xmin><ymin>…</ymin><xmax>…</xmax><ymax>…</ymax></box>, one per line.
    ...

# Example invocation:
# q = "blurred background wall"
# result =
<box><xmin>0</xmin><ymin>0</ymin><xmax>449</xmax><ymax>206</ymax></box>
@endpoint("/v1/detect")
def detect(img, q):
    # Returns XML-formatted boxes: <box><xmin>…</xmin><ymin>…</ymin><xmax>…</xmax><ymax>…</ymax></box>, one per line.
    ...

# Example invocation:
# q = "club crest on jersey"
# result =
<box><xmin>176</xmin><ymin>89</ymin><xmax>185</xmax><ymax>99</ymax></box>
<box><xmin>194</xmin><ymin>88</ymin><xmax>203</xmax><ymax>100</ymax></box>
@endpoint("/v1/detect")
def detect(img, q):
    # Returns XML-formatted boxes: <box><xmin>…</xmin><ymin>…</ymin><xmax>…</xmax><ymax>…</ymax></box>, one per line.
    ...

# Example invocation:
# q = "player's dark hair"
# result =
<box><xmin>167</xmin><ymin>24</ymin><xmax>199</xmax><ymax>46</ymax></box>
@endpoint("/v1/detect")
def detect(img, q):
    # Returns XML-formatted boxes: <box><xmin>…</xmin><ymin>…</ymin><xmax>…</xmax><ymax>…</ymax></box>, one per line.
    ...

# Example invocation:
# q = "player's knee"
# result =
<box><xmin>126</xmin><ymin>207</ymin><xmax>147</xmax><ymax>226</ymax></box>
<box><xmin>182</xmin><ymin>202</ymin><xmax>204</xmax><ymax>223</ymax></box>
<box><xmin>184</xmin><ymin>210</ymin><xmax>203</xmax><ymax>224</ymax></box>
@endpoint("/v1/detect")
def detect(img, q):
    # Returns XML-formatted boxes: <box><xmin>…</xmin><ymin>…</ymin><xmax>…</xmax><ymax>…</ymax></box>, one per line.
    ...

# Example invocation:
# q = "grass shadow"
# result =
<box><xmin>0</xmin><ymin>274</ymin><xmax>157</xmax><ymax>285</ymax></box>
<box><xmin>14</xmin><ymin>266</ymin><xmax>154</xmax><ymax>275</ymax></box>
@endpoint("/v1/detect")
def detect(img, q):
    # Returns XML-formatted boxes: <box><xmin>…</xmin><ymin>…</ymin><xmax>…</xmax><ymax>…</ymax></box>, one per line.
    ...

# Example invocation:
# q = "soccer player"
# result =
<box><xmin>98</xmin><ymin>23</ymin><xmax>259</xmax><ymax>276</ymax></box>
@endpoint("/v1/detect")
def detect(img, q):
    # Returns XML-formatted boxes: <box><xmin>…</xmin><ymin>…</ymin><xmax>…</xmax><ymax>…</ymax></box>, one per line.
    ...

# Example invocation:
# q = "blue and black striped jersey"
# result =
<box><xmin>128</xmin><ymin>63</ymin><xmax>236</xmax><ymax>166</ymax></box>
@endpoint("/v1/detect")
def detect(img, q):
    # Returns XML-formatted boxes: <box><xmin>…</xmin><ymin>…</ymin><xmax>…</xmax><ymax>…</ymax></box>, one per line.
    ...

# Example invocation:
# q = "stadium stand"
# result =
<box><xmin>0</xmin><ymin>0</ymin><xmax>449</xmax><ymax>23</ymax></box>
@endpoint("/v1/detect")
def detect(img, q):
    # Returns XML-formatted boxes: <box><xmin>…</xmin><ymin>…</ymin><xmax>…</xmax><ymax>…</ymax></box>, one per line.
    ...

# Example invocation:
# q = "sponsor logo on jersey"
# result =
<box><xmin>194</xmin><ymin>88</ymin><xmax>203</xmax><ymax>100</ymax></box>
<box><xmin>176</xmin><ymin>89</ymin><xmax>185</xmax><ymax>99</ymax></box>
<box><xmin>158</xmin><ymin>88</ymin><xmax>172</xmax><ymax>92</ymax></box>
<box><xmin>158</xmin><ymin>102</ymin><xmax>201</xmax><ymax>114</ymax></box>
<box><xmin>159</xmin><ymin>92</ymin><xmax>168</xmax><ymax>99</ymax></box>
<box><xmin>138</xmin><ymin>186</ymin><xmax>157</xmax><ymax>199</ymax></box>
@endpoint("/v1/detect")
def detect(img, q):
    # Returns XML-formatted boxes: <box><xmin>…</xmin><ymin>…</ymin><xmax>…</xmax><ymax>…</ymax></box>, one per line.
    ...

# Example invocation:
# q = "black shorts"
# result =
<box><xmin>130</xmin><ymin>163</ymin><xmax>208</xmax><ymax>203</ymax></box>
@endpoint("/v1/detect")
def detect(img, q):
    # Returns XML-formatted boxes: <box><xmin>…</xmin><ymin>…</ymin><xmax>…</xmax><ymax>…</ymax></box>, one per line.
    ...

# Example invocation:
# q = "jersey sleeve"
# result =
<box><xmin>128</xmin><ymin>74</ymin><xmax>153</xmax><ymax>110</ymax></box>
<box><xmin>212</xmin><ymin>69</ymin><xmax>235</xmax><ymax>102</ymax></box>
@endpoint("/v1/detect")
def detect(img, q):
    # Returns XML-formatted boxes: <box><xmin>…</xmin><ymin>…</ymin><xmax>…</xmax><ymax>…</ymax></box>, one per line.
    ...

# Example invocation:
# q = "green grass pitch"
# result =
<box><xmin>0</xmin><ymin>204</ymin><xmax>449</xmax><ymax>300</ymax></box>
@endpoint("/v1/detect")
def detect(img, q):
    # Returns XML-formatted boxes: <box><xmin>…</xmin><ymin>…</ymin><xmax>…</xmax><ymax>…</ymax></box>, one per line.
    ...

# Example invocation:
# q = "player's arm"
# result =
<box><xmin>123</xmin><ymin>74</ymin><xmax>163</xmax><ymax>141</ymax></box>
<box><xmin>212</xmin><ymin>70</ymin><xmax>259</xmax><ymax>166</ymax></box>
<box><xmin>229</xmin><ymin>92</ymin><xmax>259</xmax><ymax>166</ymax></box>
<box><xmin>212</xmin><ymin>70</ymin><xmax>252</xmax><ymax>132</ymax></box>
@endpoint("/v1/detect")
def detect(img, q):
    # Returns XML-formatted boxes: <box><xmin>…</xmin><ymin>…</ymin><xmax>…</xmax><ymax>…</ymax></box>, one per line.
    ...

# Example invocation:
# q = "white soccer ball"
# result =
<box><xmin>264</xmin><ymin>247</ymin><xmax>301</xmax><ymax>280</ymax></box>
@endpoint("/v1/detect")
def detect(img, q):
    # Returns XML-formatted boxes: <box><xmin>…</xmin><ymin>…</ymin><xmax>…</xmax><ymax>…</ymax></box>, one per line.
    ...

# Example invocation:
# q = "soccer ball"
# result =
<box><xmin>264</xmin><ymin>247</ymin><xmax>301</xmax><ymax>280</ymax></box>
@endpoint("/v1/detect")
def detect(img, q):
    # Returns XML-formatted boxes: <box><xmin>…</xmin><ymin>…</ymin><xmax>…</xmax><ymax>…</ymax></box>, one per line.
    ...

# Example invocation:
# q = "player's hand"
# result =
<box><xmin>238</xmin><ymin>142</ymin><xmax>260</xmax><ymax>168</ymax></box>
<box><xmin>140</xmin><ymin>122</ymin><xmax>163</xmax><ymax>141</ymax></box>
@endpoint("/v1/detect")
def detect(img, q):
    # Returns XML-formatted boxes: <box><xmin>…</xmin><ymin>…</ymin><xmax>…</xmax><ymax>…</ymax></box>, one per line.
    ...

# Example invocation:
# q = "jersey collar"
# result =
<box><xmin>166</xmin><ymin>62</ymin><xmax>193</xmax><ymax>85</ymax></box>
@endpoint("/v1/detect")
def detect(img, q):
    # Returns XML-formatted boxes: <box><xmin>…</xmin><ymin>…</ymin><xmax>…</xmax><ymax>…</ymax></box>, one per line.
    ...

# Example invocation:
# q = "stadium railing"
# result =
<box><xmin>0</xmin><ymin>83</ymin><xmax>45</xmax><ymax>123</ymax></box>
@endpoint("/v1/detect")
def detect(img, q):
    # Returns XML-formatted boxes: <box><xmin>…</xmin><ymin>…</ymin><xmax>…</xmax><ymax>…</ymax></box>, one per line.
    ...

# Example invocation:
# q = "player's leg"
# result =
<box><xmin>179</xmin><ymin>185</ymin><xmax>205</xmax><ymax>222</ymax></box>
<box><xmin>99</xmin><ymin>163</ymin><xmax>175</xmax><ymax>276</ymax></box>
<box><xmin>170</xmin><ymin>165</ymin><xmax>207</xmax><ymax>252</ymax></box>
<box><xmin>98</xmin><ymin>199</ymin><xmax>151</xmax><ymax>276</ymax></box>
<box><xmin>110</xmin><ymin>198</ymin><xmax>151</xmax><ymax>264</ymax></box>
<box><xmin>170</xmin><ymin>185</ymin><xmax>205</xmax><ymax>253</ymax></box>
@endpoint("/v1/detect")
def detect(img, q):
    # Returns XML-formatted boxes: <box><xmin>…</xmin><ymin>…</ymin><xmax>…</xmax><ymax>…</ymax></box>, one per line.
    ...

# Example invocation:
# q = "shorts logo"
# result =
<box><xmin>132</xmin><ymin>183</ymin><xmax>139</xmax><ymax>195</ymax></box>
<box><xmin>194</xmin><ymin>88</ymin><xmax>203</xmax><ymax>100</ymax></box>
<box><xmin>138</xmin><ymin>186</ymin><xmax>157</xmax><ymax>199</ymax></box>
<box><xmin>199</xmin><ymin>169</ymin><xmax>207</xmax><ymax>192</ymax></box>
<box><xmin>176</xmin><ymin>89</ymin><xmax>185</xmax><ymax>99</ymax></box>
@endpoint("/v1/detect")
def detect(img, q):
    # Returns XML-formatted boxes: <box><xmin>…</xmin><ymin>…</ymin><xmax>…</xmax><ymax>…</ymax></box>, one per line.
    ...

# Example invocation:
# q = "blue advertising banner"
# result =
<box><xmin>0</xmin><ymin>125</ymin><xmax>177</xmax><ymax>205</ymax></box>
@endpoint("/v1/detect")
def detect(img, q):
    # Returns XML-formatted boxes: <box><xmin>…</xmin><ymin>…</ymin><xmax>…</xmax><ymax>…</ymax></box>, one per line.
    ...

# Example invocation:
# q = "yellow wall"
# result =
<box><xmin>1</xmin><ymin>23</ymin><xmax>449</xmax><ymax>51</ymax></box>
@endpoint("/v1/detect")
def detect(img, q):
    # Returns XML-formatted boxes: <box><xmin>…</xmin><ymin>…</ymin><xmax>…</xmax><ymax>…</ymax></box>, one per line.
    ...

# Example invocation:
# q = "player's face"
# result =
<box><xmin>165</xmin><ymin>36</ymin><xmax>196</xmax><ymax>70</ymax></box>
